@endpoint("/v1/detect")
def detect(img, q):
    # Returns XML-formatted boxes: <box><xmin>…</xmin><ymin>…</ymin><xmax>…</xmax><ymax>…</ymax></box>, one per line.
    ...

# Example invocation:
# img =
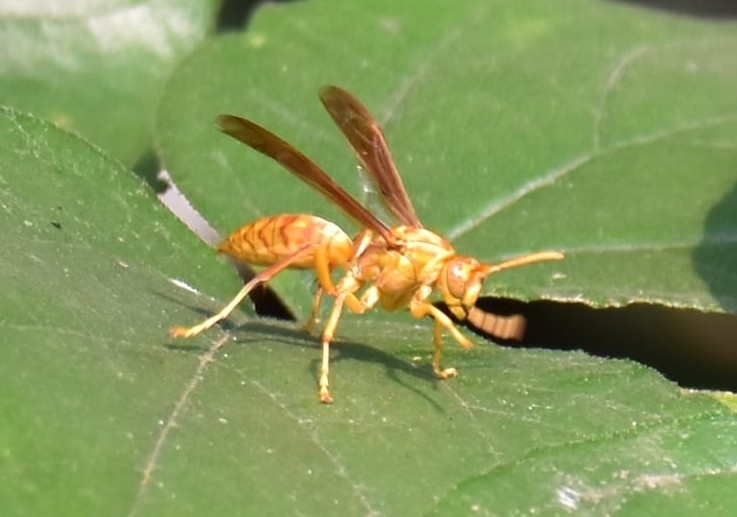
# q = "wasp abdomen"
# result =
<box><xmin>218</xmin><ymin>214</ymin><xmax>353</xmax><ymax>269</ymax></box>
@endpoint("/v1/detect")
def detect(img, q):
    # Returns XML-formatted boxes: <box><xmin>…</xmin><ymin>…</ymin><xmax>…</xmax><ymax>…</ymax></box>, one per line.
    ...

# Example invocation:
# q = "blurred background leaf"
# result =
<box><xmin>0</xmin><ymin>0</ymin><xmax>217</xmax><ymax>165</ymax></box>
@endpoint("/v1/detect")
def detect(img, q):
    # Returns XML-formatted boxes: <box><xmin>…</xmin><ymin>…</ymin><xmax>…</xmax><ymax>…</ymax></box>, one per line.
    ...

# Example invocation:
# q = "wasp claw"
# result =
<box><xmin>435</xmin><ymin>367</ymin><xmax>458</xmax><ymax>379</ymax></box>
<box><xmin>319</xmin><ymin>387</ymin><xmax>333</xmax><ymax>404</ymax></box>
<box><xmin>170</xmin><ymin>326</ymin><xmax>194</xmax><ymax>338</ymax></box>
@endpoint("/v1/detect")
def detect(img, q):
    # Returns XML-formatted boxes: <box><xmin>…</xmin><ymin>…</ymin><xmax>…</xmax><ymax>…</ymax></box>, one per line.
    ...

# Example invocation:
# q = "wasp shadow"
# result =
<box><xmin>161</xmin><ymin>289</ymin><xmax>446</xmax><ymax>408</ymax></box>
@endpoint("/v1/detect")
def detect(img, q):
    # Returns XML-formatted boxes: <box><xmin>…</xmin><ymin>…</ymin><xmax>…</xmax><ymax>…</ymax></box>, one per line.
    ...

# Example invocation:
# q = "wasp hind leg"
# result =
<box><xmin>170</xmin><ymin>243</ymin><xmax>319</xmax><ymax>339</ymax></box>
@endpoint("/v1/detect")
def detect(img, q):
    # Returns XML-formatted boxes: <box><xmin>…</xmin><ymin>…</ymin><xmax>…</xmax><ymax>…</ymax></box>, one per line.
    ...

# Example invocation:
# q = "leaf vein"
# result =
<box><xmin>128</xmin><ymin>333</ymin><xmax>229</xmax><ymax>517</ymax></box>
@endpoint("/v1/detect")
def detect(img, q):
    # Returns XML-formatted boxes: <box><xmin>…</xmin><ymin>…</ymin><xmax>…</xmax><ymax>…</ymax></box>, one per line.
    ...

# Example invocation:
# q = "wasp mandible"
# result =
<box><xmin>171</xmin><ymin>86</ymin><xmax>564</xmax><ymax>403</ymax></box>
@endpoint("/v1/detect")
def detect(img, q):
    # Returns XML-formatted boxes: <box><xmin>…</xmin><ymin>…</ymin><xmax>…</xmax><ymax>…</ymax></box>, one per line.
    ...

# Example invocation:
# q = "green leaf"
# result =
<box><xmin>0</xmin><ymin>0</ymin><xmax>217</xmax><ymax>164</ymax></box>
<box><xmin>0</xmin><ymin>108</ymin><xmax>243</xmax><ymax>514</ymax></box>
<box><xmin>157</xmin><ymin>0</ymin><xmax>737</xmax><ymax>316</ymax></box>
<box><xmin>3</xmin><ymin>1</ymin><xmax>737</xmax><ymax>516</ymax></box>
<box><xmin>3</xmin><ymin>107</ymin><xmax>736</xmax><ymax>516</ymax></box>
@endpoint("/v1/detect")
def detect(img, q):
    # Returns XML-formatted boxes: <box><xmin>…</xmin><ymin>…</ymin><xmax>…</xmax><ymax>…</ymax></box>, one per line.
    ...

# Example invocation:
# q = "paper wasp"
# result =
<box><xmin>170</xmin><ymin>85</ymin><xmax>563</xmax><ymax>403</ymax></box>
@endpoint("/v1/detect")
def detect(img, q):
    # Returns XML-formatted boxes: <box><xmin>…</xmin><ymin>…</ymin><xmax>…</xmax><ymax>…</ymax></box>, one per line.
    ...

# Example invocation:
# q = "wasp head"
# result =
<box><xmin>437</xmin><ymin>256</ymin><xmax>492</xmax><ymax>321</ymax></box>
<box><xmin>437</xmin><ymin>250</ymin><xmax>565</xmax><ymax>321</ymax></box>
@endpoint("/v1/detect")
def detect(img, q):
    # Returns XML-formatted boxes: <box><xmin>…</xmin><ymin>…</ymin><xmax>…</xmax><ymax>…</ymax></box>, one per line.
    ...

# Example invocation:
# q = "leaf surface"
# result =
<box><xmin>2</xmin><ymin>1</ymin><xmax>737</xmax><ymax>515</ymax></box>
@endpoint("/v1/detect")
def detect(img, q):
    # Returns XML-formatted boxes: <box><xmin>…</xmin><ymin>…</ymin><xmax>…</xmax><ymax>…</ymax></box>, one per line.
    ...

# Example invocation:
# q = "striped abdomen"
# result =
<box><xmin>218</xmin><ymin>214</ymin><xmax>354</xmax><ymax>269</ymax></box>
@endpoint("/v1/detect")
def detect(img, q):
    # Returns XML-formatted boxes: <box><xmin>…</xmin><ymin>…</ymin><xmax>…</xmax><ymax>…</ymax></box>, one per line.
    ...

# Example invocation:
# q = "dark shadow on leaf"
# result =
<box><xmin>692</xmin><ymin>179</ymin><xmax>737</xmax><ymax>313</ymax></box>
<box><xmin>164</xmin><ymin>315</ymin><xmax>446</xmax><ymax>408</ymax></box>
<box><xmin>216</xmin><ymin>0</ymin><xmax>305</xmax><ymax>33</ymax></box>
<box><xmin>608</xmin><ymin>0</ymin><xmax>737</xmax><ymax>18</ymax></box>
<box><xmin>241</xmin><ymin>321</ymin><xmax>446</xmax><ymax>409</ymax></box>
<box><xmin>468</xmin><ymin>298</ymin><xmax>737</xmax><ymax>392</ymax></box>
<box><xmin>225</xmin><ymin>257</ymin><xmax>295</xmax><ymax>319</ymax></box>
<box><xmin>131</xmin><ymin>148</ymin><xmax>168</xmax><ymax>194</ymax></box>
<box><xmin>311</xmin><ymin>346</ymin><xmax>445</xmax><ymax>411</ymax></box>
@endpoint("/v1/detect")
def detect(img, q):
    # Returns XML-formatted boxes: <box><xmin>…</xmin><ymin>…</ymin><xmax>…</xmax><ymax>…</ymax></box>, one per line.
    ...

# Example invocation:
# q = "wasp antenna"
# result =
<box><xmin>487</xmin><ymin>250</ymin><xmax>564</xmax><ymax>274</ymax></box>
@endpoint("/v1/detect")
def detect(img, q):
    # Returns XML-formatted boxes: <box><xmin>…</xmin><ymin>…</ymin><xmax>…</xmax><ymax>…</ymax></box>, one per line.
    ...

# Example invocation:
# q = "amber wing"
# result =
<box><xmin>319</xmin><ymin>85</ymin><xmax>422</xmax><ymax>228</ymax></box>
<box><xmin>217</xmin><ymin>114</ymin><xmax>393</xmax><ymax>242</ymax></box>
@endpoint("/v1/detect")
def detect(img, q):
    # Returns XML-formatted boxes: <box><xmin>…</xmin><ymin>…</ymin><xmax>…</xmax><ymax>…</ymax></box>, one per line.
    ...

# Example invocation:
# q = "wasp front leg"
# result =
<box><xmin>409</xmin><ymin>300</ymin><xmax>473</xmax><ymax>379</ymax></box>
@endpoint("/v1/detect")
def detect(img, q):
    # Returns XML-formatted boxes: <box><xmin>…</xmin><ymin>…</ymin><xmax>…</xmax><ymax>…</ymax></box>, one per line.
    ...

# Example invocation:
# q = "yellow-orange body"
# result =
<box><xmin>170</xmin><ymin>85</ymin><xmax>564</xmax><ymax>403</ymax></box>
<box><xmin>219</xmin><ymin>214</ymin><xmax>353</xmax><ymax>270</ymax></box>
<box><xmin>220</xmin><ymin>216</ymin><xmax>470</xmax><ymax>320</ymax></box>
